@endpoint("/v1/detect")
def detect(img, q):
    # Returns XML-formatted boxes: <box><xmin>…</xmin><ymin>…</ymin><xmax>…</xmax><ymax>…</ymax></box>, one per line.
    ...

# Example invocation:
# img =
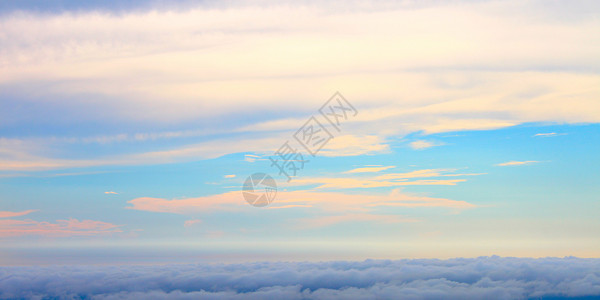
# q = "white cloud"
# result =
<box><xmin>317</xmin><ymin>135</ymin><xmax>391</xmax><ymax>157</ymax></box>
<box><xmin>1</xmin><ymin>257</ymin><xmax>599</xmax><ymax>299</ymax></box>
<box><xmin>496</xmin><ymin>160</ymin><xmax>539</xmax><ymax>166</ymax></box>
<box><xmin>534</xmin><ymin>132</ymin><xmax>566</xmax><ymax>137</ymax></box>
<box><xmin>224</xmin><ymin>174</ymin><xmax>236</xmax><ymax>178</ymax></box>
<box><xmin>104</xmin><ymin>191</ymin><xmax>118</xmax><ymax>195</ymax></box>
<box><xmin>290</xmin><ymin>168</ymin><xmax>483</xmax><ymax>189</ymax></box>
<box><xmin>1</xmin><ymin>1</ymin><xmax>598</xmax><ymax>127</ymax></box>
<box><xmin>344</xmin><ymin>166</ymin><xmax>395</xmax><ymax>173</ymax></box>
<box><xmin>409</xmin><ymin>140</ymin><xmax>441</xmax><ymax>150</ymax></box>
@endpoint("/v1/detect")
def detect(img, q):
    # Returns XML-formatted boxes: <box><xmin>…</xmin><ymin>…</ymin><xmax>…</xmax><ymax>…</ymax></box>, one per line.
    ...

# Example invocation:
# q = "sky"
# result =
<box><xmin>0</xmin><ymin>0</ymin><xmax>599</xmax><ymax>268</ymax></box>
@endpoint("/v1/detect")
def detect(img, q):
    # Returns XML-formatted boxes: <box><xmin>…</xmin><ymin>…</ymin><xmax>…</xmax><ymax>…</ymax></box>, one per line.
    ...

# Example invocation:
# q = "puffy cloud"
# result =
<box><xmin>0</xmin><ymin>257</ymin><xmax>599</xmax><ymax>299</ymax></box>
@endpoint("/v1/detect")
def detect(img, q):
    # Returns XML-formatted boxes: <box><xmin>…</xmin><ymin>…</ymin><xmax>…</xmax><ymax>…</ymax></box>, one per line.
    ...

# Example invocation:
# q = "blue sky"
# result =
<box><xmin>0</xmin><ymin>0</ymin><xmax>599</xmax><ymax>265</ymax></box>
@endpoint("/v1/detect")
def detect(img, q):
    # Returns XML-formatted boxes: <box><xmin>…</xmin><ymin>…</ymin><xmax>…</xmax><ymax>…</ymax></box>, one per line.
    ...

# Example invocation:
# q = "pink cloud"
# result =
<box><xmin>184</xmin><ymin>219</ymin><xmax>202</xmax><ymax>227</ymax></box>
<box><xmin>127</xmin><ymin>191</ymin><xmax>242</xmax><ymax>214</ymax></box>
<box><xmin>0</xmin><ymin>210</ymin><xmax>37</xmax><ymax>218</ymax></box>
<box><xmin>0</xmin><ymin>218</ymin><xmax>122</xmax><ymax>237</ymax></box>
<box><xmin>127</xmin><ymin>189</ymin><xmax>474</xmax><ymax>214</ymax></box>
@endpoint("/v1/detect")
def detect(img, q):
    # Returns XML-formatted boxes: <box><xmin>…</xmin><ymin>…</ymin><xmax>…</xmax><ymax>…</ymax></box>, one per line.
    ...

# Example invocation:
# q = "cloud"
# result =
<box><xmin>534</xmin><ymin>132</ymin><xmax>566</xmax><ymax>137</ymax></box>
<box><xmin>126</xmin><ymin>192</ymin><xmax>242</xmax><ymax>214</ymax></box>
<box><xmin>0</xmin><ymin>257</ymin><xmax>599</xmax><ymax>299</ymax></box>
<box><xmin>291</xmin><ymin>177</ymin><xmax>466</xmax><ymax>189</ymax></box>
<box><xmin>125</xmin><ymin>168</ymin><xmax>479</xmax><ymax>218</ymax></box>
<box><xmin>374</xmin><ymin>169</ymin><xmax>484</xmax><ymax>180</ymax></box>
<box><xmin>496</xmin><ymin>160</ymin><xmax>539</xmax><ymax>166</ymax></box>
<box><xmin>344</xmin><ymin>166</ymin><xmax>395</xmax><ymax>174</ymax></box>
<box><xmin>105</xmin><ymin>191</ymin><xmax>118</xmax><ymax>194</ymax></box>
<box><xmin>0</xmin><ymin>135</ymin><xmax>285</xmax><ymax>171</ymax></box>
<box><xmin>184</xmin><ymin>219</ymin><xmax>201</xmax><ymax>227</ymax></box>
<box><xmin>0</xmin><ymin>218</ymin><xmax>122</xmax><ymax>237</ymax></box>
<box><xmin>409</xmin><ymin>140</ymin><xmax>441</xmax><ymax>150</ymax></box>
<box><xmin>266</xmin><ymin>204</ymin><xmax>313</xmax><ymax>209</ymax></box>
<box><xmin>224</xmin><ymin>174</ymin><xmax>236</xmax><ymax>178</ymax></box>
<box><xmin>244</xmin><ymin>154</ymin><xmax>265</xmax><ymax>163</ymax></box>
<box><xmin>0</xmin><ymin>210</ymin><xmax>37</xmax><ymax>218</ymax></box>
<box><xmin>297</xmin><ymin>213</ymin><xmax>417</xmax><ymax>229</ymax></box>
<box><xmin>1</xmin><ymin>0</ymin><xmax>599</xmax><ymax>174</ymax></box>
<box><xmin>127</xmin><ymin>188</ymin><xmax>474</xmax><ymax>216</ymax></box>
<box><xmin>290</xmin><ymin>168</ymin><xmax>483</xmax><ymax>189</ymax></box>
<box><xmin>317</xmin><ymin>135</ymin><xmax>391</xmax><ymax>157</ymax></box>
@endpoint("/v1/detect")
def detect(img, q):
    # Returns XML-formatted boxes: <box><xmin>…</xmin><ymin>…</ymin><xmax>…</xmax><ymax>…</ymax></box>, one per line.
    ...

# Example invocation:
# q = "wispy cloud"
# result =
<box><xmin>104</xmin><ymin>191</ymin><xmax>118</xmax><ymax>195</ymax></box>
<box><xmin>534</xmin><ymin>132</ymin><xmax>566</xmax><ymax>137</ymax></box>
<box><xmin>266</xmin><ymin>204</ymin><xmax>313</xmax><ymax>209</ymax></box>
<box><xmin>375</xmin><ymin>169</ymin><xmax>483</xmax><ymax>180</ymax></box>
<box><xmin>1</xmin><ymin>0</ymin><xmax>599</xmax><ymax>176</ymax></box>
<box><xmin>0</xmin><ymin>218</ymin><xmax>122</xmax><ymax>237</ymax></box>
<box><xmin>496</xmin><ymin>160</ymin><xmax>539</xmax><ymax>166</ymax></box>
<box><xmin>291</xmin><ymin>169</ymin><xmax>483</xmax><ymax>189</ymax></box>
<box><xmin>344</xmin><ymin>166</ymin><xmax>395</xmax><ymax>173</ymax></box>
<box><xmin>0</xmin><ymin>210</ymin><xmax>37</xmax><ymax>218</ymax></box>
<box><xmin>409</xmin><ymin>140</ymin><xmax>442</xmax><ymax>150</ymax></box>
<box><xmin>127</xmin><ymin>189</ymin><xmax>474</xmax><ymax>216</ymax></box>
<box><xmin>223</xmin><ymin>174</ymin><xmax>236</xmax><ymax>178</ymax></box>
<box><xmin>297</xmin><ymin>213</ymin><xmax>417</xmax><ymax>229</ymax></box>
<box><xmin>291</xmin><ymin>177</ymin><xmax>466</xmax><ymax>189</ymax></box>
<box><xmin>317</xmin><ymin>135</ymin><xmax>390</xmax><ymax>157</ymax></box>
<box><xmin>184</xmin><ymin>219</ymin><xmax>202</xmax><ymax>227</ymax></box>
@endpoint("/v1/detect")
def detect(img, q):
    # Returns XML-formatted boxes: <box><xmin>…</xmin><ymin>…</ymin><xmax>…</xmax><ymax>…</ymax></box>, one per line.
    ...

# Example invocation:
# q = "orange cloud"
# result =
<box><xmin>0</xmin><ymin>218</ymin><xmax>122</xmax><ymax>237</ymax></box>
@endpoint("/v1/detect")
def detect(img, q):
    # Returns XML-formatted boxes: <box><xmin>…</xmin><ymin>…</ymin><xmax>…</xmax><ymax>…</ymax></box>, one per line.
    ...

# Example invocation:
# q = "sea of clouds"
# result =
<box><xmin>1</xmin><ymin>257</ymin><xmax>599</xmax><ymax>299</ymax></box>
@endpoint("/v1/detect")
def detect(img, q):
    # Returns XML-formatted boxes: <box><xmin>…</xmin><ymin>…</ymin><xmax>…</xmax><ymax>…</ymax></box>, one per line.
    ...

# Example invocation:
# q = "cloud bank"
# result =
<box><xmin>0</xmin><ymin>257</ymin><xmax>599</xmax><ymax>299</ymax></box>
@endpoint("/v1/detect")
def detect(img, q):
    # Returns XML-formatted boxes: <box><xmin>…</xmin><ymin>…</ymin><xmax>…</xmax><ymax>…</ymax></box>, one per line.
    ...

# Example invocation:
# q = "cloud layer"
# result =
<box><xmin>0</xmin><ymin>257</ymin><xmax>599</xmax><ymax>299</ymax></box>
<box><xmin>1</xmin><ymin>0</ymin><xmax>599</xmax><ymax>172</ymax></box>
